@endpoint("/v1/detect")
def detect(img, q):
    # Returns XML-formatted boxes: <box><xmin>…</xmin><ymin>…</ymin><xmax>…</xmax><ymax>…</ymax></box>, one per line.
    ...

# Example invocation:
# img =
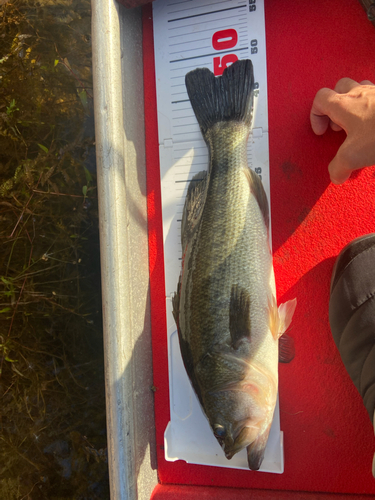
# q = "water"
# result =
<box><xmin>0</xmin><ymin>1</ymin><xmax>109</xmax><ymax>498</ymax></box>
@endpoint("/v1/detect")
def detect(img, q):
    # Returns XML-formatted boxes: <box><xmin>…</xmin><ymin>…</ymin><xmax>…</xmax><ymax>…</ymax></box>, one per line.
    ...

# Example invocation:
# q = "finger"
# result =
<box><xmin>330</xmin><ymin>120</ymin><xmax>343</xmax><ymax>132</ymax></box>
<box><xmin>328</xmin><ymin>156</ymin><xmax>352</xmax><ymax>184</ymax></box>
<box><xmin>334</xmin><ymin>77</ymin><xmax>360</xmax><ymax>94</ymax></box>
<box><xmin>310</xmin><ymin>88</ymin><xmax>338</xmax><ymax>135</ymax></box>
<box><xmin>360</xmin><ymin>79</ymin><xmax>375</xmax><ymax>86</ymax></box>
<box><xmin>328</xmin><ymin>143</ymin><xmax>356</xmax><ymax>184</ymax></box>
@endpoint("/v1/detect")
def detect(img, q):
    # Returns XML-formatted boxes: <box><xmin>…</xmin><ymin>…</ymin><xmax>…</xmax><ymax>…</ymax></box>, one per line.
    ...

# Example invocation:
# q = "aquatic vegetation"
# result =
<box><xmin>0</xmin><ymin>1</ymin><xmax>109</xmax><ymax>498</ymax></box>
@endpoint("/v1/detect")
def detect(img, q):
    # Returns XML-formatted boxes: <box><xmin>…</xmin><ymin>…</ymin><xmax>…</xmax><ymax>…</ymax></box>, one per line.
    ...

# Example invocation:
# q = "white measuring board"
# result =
<box><xmin>153</xmin><ymin>0</ymin><xmax>283</xmax><ymax>473</ymax></box>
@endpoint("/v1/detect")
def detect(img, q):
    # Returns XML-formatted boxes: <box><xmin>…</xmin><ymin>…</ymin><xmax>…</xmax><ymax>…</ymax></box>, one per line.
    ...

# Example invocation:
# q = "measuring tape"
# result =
<box><xmin>153</xmin><ymin>0</ymin><xmax>281</xmax><ymax>473</ymax></box>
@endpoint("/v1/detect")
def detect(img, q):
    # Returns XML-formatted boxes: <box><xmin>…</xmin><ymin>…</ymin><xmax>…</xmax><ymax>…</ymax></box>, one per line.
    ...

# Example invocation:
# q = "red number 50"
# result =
<box><xmin>212</xmin><ymin>29</ymin><xmax>238</xmax><ymax>76</ymax></box>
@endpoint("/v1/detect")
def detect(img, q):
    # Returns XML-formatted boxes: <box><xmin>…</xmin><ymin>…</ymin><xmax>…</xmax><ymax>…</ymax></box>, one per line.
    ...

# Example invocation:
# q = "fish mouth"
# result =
<box><xmin>220</xmin><ymin>421</ymin><xmax>262</xmax><ymax>460</ymax></box>
<box><xmin>206</xmin><ymin>357</ymin><xmax>277</xmax><ymax>463</ymax></box>
<box><xmin>246</xmin><ymin>423</ymin><xmax>272</xmax><ymax>470</ymax></box>
<box><xmin>221</xmin><ymin>421</ymin><xmax>272</xmax><ymax>472</ymax></box>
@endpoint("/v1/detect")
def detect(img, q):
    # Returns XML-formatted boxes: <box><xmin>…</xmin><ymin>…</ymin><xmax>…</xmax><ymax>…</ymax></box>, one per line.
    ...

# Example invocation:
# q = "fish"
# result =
<box><xmin>172</xmin><ymin>59</ymin><xmax>297</xmax><ymax>471</ymax></box>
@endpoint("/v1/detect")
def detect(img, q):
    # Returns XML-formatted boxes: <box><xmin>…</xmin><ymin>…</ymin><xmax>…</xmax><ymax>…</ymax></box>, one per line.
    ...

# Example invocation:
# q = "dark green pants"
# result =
<box><xmin>329</xmin><ymin>234</ymin><xmax>375</xmax><ymax>421</ymax></box>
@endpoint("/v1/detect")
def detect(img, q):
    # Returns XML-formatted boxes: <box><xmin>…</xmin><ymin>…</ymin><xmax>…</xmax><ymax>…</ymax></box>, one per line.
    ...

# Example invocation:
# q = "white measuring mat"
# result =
<box><xmin>153</xmin><ymin>0</ymin><xmax>283</xmax><ymax>473</ymax></box>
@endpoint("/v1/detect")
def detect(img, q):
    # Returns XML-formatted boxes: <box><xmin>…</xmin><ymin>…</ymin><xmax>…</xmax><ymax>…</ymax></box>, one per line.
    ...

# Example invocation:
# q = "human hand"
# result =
<box><xmin>310</xmin><ymin>78</ymin><xmax>375</xmax><ymax>184</ymax></box>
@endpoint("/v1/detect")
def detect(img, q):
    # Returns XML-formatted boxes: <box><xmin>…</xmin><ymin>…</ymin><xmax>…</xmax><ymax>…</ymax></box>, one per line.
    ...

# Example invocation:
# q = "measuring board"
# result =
<box><xmin>152</xmin><ymin>0</ymin><xmax>282</xmax><ymax>473</ymax></box>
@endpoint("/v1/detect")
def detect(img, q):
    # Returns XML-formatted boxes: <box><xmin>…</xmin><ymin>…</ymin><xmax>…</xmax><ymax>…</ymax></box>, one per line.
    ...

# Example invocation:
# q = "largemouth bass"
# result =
<box><xmin>172</xmin><ymin>59</ymin><xmax>296</xmax><ymax>471</ymax></box>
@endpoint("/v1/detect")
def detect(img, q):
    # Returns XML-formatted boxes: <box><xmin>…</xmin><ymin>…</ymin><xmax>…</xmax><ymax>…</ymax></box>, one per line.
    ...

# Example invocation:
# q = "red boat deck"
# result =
<box><xmin>143</xmin><ymin>0</ymin><xmax>375</xmax><ymax>496</ymax></box>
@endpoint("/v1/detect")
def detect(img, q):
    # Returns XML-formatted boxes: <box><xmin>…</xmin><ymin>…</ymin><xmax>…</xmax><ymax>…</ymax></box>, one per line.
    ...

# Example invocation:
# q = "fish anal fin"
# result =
<box><xmin>244</xmin><ymin>168</ymin><xmax>269</xmax><ymax>230</ymax></box>
<box><xmin>229</xmin><ymin>284</ymin><xmax>251</xmax><ymax>349</ymax></box>
<box><xmin>279</xmin><ymin>333</ymin><xmax>295</xmax><ymax>363</ymax></box>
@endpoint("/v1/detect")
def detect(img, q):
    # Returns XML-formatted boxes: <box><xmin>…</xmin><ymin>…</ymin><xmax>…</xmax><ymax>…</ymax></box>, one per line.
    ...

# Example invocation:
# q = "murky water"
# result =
<box><xmin>0</xmin><ymin>1</ymin><xmax>109</xmax><ymax>498</ymax></box>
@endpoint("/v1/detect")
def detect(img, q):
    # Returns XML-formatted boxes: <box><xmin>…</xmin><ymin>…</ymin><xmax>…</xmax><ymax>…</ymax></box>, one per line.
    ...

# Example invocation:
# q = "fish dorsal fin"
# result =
<box><xmin>268</xmin><ymin>296</ymin><xmax>297</xmax><ymax>341</ymax></box>
<box><xmin>244</xmin><ymin>168</ymin><xmax>269</xmax><ymax>230</ymax></box>
<box><xmin>173</xmin><ymin>275</ymin><xmax>205</xmax><ymax>407</ymax></box>
<box><xmin>181</xmin><ymin>170</ymin><xmax>207</xmax><ymax>250</ymax></box>
<box><xmin>172</xmin><ymin>276</ymin><xmax>181</xmax><ymax>328</ymax></box>
<box><xmin>229</xmin><ymin>284</ymin><xmax>251</xmax><ymax>349</ymax></box>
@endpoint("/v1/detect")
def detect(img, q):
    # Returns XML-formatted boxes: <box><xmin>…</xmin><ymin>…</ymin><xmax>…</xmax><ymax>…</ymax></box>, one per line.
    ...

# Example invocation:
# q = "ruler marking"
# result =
<box><xmin>170</xmin><ymin>45</ymin><xmax>212</xmax><ymax>55</ymax></box>
<box><xmin>170</xmin><ymin>46</ymin><xmax>247</xmax><ymax>63</ymax></box>
<box><xmin>168</xmin><ymin>5</ymin><xmax>246</xmax><ymax>22</ymax></box>
<box><xmin>168</xmin><ymin>25</ymin><xmax>244</xmax><ymax>37</ymax></box>
<box><xmin>173</xmin><ymin>131</ymin><xmax>200</xmax><ymax>136</ymax></box>
<box><xmin>175</xmin><ymin>178</ymin><xmax>205</xmax><ymax>183</ymax></box>
<box><xmin>173</xmin><ymin>123</ymin><xmax>198</xmax><ymax>128</ymax></box>
<box><xmin>174</xmin><ymin>148</ymin><xmax>207</xmax><ymax>153</ymax></box>
<box><xmin>170</xmin><ymin>62</ymin><xmax>210</xmax><ymax>71</ymax></box>
<box><xmin>169</xmin><ymin>37</ymin><xmax>211</xmax><ymax>47</ymax></box>
<box><xmin>167</xmin><ymin>0</ymin><xmax>229</xmax><ymax>15</ymax></box>
<box><xmin>174</xmin><ymin>163</ymin><xmax>197</xmax><ymax>167</ymax></box>
<box><xmin>170</xmin><ymin>40</ymin><xmax>247</xmax><ymax>55</ymax></box>
<box><xmin>174</xmin><ymin>157</ymin><xmax>207</xmax><ymax>161</ymax></box>
<box><xmin>175</xmin><ymin>122</ymin><xmax>197</xmax><ymax>128</ymax></box>
<box><xmin>168</xmin><ymin>14</ymin><xmax>247</xmax><ymax>30</ymax></box>
<box><xmin>168</xmin><ymin>0</ymin><xmax>187</xmax><ymax>5</ymax></box>
<box><xmin>175</xmin><ymin>154</ymin><xmax>207</xmax><ymax>158</ymax></box>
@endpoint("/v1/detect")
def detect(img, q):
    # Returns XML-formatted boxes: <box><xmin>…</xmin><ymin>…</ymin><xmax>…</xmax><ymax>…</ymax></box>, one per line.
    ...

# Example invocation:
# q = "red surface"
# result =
<box><xmin>143</xmin><ymin>0</ymin><xmax>375</xmax><ymax>496</ymax></box>
<box><xmin>151</xmin><ymin>484</ymin><xmax>375</xmax><ymax>500</ymax></box>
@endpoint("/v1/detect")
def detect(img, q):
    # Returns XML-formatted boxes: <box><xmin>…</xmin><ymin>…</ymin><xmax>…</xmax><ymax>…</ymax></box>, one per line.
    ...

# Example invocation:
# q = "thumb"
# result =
<box><xmin>328</xmin><ymin>143</ymin><xmax>354</xmax><ymax>185</ymax></box>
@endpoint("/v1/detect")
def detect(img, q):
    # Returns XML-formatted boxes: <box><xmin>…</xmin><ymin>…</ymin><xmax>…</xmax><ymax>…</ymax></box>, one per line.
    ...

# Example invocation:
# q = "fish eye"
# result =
<box><xmin>213</xmin><ymin>424</ymin><xmax>226</xmax><ymax>438</ymax></box>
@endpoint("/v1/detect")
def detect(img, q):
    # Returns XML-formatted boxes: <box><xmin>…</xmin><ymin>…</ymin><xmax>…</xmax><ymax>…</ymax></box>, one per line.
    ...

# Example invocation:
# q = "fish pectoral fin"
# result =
<box><xmin>181</xmin><ymin>171</ymin><xmax>207</xmax><ymax>250</ymax></box>
<box><xmin>229</xmin><ymin>284</ymin><xmax>251</xmax><ymax>349</ymax></box>
<box><xmin>278</xmin><ymin>298</ymin><xmax>297</xmax><ymax>336</ymax></box>
<box><xmin>246</xmin><ymin>423</ymin><xmax>272</xmax><ymax>471</ymax></box>
<box><xmin>279</xmin><ymin>333</ymin><xmax>295</xmax><ymax>363</ymax></box>
<box><xmin>269</xmin><ymin>296</ymin><xmax>297</xmax><ymax>341</ymax></box>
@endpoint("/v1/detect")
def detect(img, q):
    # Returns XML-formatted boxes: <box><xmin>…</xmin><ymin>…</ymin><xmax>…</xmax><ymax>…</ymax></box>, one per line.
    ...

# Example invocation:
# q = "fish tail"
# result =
<box><xmin>185</xmin><ymin>60</ymin><xmax>254</xmax><ymax>137</ymax></box>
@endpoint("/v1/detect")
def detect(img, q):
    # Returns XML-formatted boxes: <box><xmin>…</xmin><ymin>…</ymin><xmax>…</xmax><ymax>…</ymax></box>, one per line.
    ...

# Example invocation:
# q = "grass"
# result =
<box><xmin>0</xmin><ymin>1</ymin><xmax>109</xmax><ymax>498</ymax></box>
